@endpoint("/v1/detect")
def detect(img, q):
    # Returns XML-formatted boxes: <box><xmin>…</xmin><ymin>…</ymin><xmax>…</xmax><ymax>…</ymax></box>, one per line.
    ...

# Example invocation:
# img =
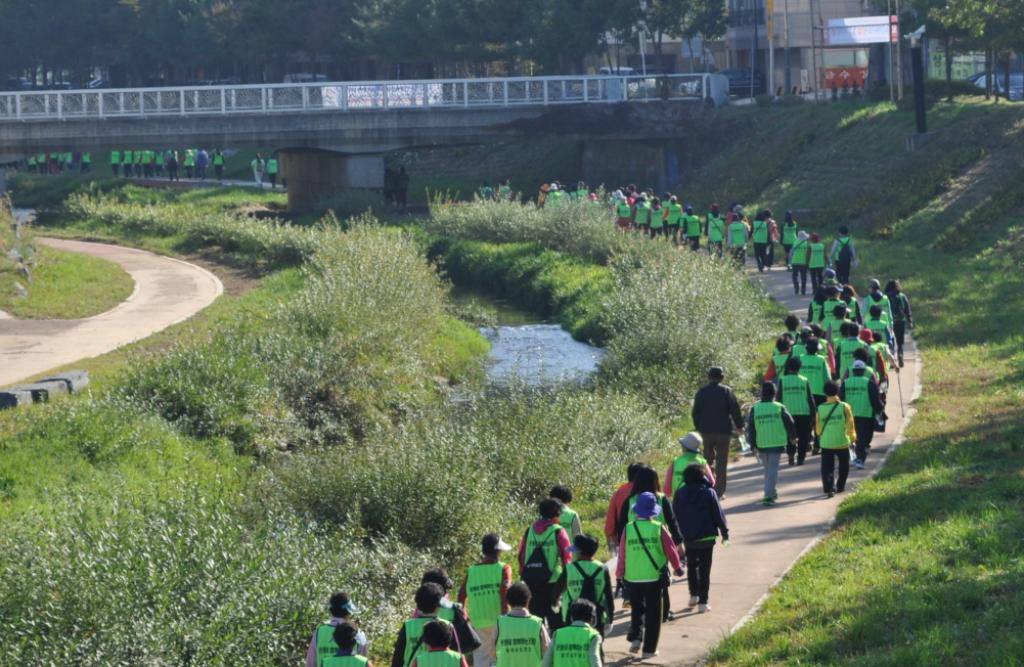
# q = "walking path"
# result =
<box><xmin>602</xmin><ymin>261</ymin><xmax>921</xmax><ymax>666</ymax></box>
<box><xmin>0</xmin><ymin>236</ymin><xmax>223</xmax><ymax>387</ymax></box>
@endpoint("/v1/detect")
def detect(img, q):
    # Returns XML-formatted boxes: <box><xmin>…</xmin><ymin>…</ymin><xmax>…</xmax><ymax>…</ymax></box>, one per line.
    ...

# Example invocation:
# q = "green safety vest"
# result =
<box><xmin>844</xmin><ymin>298</ymin><xmax>861</xmax><ymax>322</ymax></box>
<box><xmin>27</xmin><ymin>155</ymin><xmax>36</xmax><ymax>165</ymax></box>
<box><xmin>402</xmin><ymin>617</ymin><xmax>452</xmax><ymax>667</ymax></box>
<box><xmin>809</xmin><ymin>242</ymin><xmax>826</xmax><ymax>269</ymax></box>
<box><xmin>752</xmin><ymin>219</ymin><xmax>769</xmax><ymax>244</ymax></box>
<box><xmin>837</xmin><ymin>338</ymin><xmax>868</xmax><ymax>378</ymax></box>
<box><xmin>780</xmin><ymin>374</ymin><xmax>812</xmax><ymax>416</ymax></box>
<box><xmin>636</xmin><ymin>203</ymin><xmax>651</xmax><ymax>225</ymax></box>
<box><xmin>142</xmin><ymin>150</ymin><xmax>153</xmax><ymax>164</ymax></box>
<box><xmin>822</xmin><ymin>316</ymin><xmax>852</xmax><ymax>340</ymax></box>
<box><xmin>626</xmin><ymin>492</ymin><xmax>667</xmax><ymax>527</ymax></box>
<box><xmin>267</xmin><ymin>158</ymin><xmax>279</xmax><ymax>174</ymax></box>
<box><xmin>316</xmin><ymin>624</ymin><xmax>341</xmax><ymax>667</ymax></box>
<box><xmin>624</xmin><ymin>520</ymin><xmax>666</xmax><ymax>582</ymax></box>
<box><xmin>867</xmin><ymin>294</ymin><xmax>893</xmax><ymax>324</ymax></box>
<box><xmin>184</xmin><ymin>150</ymin><xmax>195</xmax><ymax>166</ymax></box>
<box><xmin>799</xmin><ymin>353</ymin><xmax>829</xmax><ymax>396</ymax></box>
<box><xmin>561</xmin><ymin>560</ymin><xmax>608</xmax><ymax>622</ymax></box>
<box><xmin>496</xmin><ymin>614</ymin><xmax>544</xmax><ymax>667</ymax></box>
<box><xmin>843</xmin><ymin>374</ymin><xmax>874</xmax><ymax>418</ymax></box>
<box><xmin>684</xmin><ymin>214</ymin><xmax>701</xmax><ymax>237</ymax></box>
<box><xmin>752</xmin><ymin>401</ymin><xmax>788</xmax><ymax>449</ymax></box>
<box><xmin>63</xmin><ymin>152</ymin><xmax>72</xmax><ymax>163</ymax></box>
<box><xmin>465</xmin><ymin>562</ymin><xmax>505</xmax><ymax>629</ymax></box>
<box><xmin>523</xmin><ymin>524</ymin><xmax>563</xmax><ymax>584</ymax></box>
<box><xmin>791</xmin><ymin>341</ymin><xmax>807</xmax><ymax>358</ymax></box>
<box><xmin>817</xmin><ymin>401</ymin><xmax>851</xmax><ymax>449</ymax></box>
<box><xmin>37</xmin><ymin>153</ymin><xmax>46</xmax><ymax>163</ymax></box>
<box><xmin>865</xmin><ymin>318</ymin><xmax>888</xmax><ymax>338</ymax></box>
<box><xmin>870</xmin><ymin>342</ymin><xmax>887</xmax><ymax>371</ymax></box>
<box><xmin>650</xmin><ymin>207</ymin><xmax>663</xmax><ymax>229</ymax></box>
<box><xmin>822</xmin><ymin>299</ymin><xmax>845</xmax><ymax>322</ymax></box>
<box><xmin>772</xmin><ymin>351</ymin><xmax>793</xmax><ymax>376</ymax></box>
<box><xmin>670</xmin><ymin>451</ymin><xmax>708</xmax><ymax>496</ymax></box>
<box><xmin>616</xmin><ymin>202</ymin><xmax>632</xmax><ymax>217</ymax></box>
<box><xmin>123</xmin><ymin>150</ymin><xmax>133</xmax><ymax>163</ymax></box>
<box><xmin>665</xmin><ymin>204</ymin><xmax>682</xmax><ymax>225</ymax></box>
<box><xmin>707</xmin><ymin>214</ymin><xmax>725</xmax><ymax>242</ymax></box>
<box><xmin>551</xmin><ymin>625</ymin><xmax>600</xmax><ymax>667</ymax></box>
<box><xmin>782</xmin><ymin>222</ymin><xmax>798</xmax><ymax>245</ymax></box>
<box><xmin>729</xmin><ymin>221</ymin><xmax>747</xmax><ymax>246</ymax></box>
<box><xmin>558</xmin><ymin>506</ymin><xmax>578</xmax><ymax>537</ymax></box>
<box><xmin>324</xmin><ymin>655</ymin><xmax>369</xmax><ymax>667</ymax></box>
<box><xmin>790</xmin><ymin>239</ymin><xmax>809</xmax><ymax>266</ymax></box>
<box><xmin>81</xmin><ymin>152</ymin><xmax>91</xmax><ymax>163</ymax></box>
<box><xmin>415</xmin><ymin>650</ymin><xmax>462</xmax><ymax>667</ymax></box>
<box><xmin>213</xmin><ymin>152</ymin><xmax>225</xmax><ymax>166</ymax></box>
<box><xmin>155</xmin><ymin>151</ymin><xmax>165</xmax><ymax>165</ymax></box>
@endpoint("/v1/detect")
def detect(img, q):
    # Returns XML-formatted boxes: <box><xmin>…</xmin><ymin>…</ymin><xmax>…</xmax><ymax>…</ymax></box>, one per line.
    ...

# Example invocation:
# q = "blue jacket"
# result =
<box><xmin>672</xmin><ymin>482</ymin><xmax>729</xmax><ymax>544</ymax></box>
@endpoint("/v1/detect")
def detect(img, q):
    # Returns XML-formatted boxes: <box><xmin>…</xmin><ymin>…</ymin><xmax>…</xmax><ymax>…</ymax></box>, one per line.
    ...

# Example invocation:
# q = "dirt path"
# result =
<box><xmin>601</xmin><ymin>261</ymin><xmax>922</xmax><ymax>666</ymax></box>
<box><xmin>0</xmin><ymin>237</ymin><xmax>223</xmax><ymax>387</ymax></box>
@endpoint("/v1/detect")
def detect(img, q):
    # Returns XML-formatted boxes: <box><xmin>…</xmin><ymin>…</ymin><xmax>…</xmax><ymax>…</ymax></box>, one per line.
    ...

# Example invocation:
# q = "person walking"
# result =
<box><xmin>840</xmin><ymin>360</ymin><xmax>885</xmax><ymax>470</ymax></box>
<box><xmin>420</xmin><ymin>568</ymin><xmax>481</xmax><ymax>657</ymax></box>
<box><xmin>664</xmin><ymin>433</ymin><xmax>715</xmax><ymax>498</ymax></box>
<box><xmin>495</xmin><ymin>583</ymin><xmax>549</xmax><ymax>667</ymax></box>
<box><xmin>307</xmin><ymin>592</ymin><xmax>369</xmax><ymax>667</ymax></box>
<box><xmin>683</xmin><ymin>205</ymin><xmax>702</xmax><ymax>251</ymax></box>
<box><xmin>615</xmin><ymin>194</ymin><xmax>633</xmax><ymax>232</ymax></box>
<box><xmin>672</xmin><ymin>464</ymin><xmax>729</xmax><ymax>613</ymax></box>
<box><xmin>183</xmin><ymin>149</ymin><xmax>195</xmax><ymax>179</ymax></box>
<box><xmin>781</xmin><ymin>211</ymin><xmax>798</xmax><ymax>267</ymax></box>
<box><xmin>410</xmin><ymin>622</ymin><xmax>468</xmax><ymax>667</ymax></box>
<box><xmin>213</xmin><ymin>149</ymin><xmax>225</xmax><ymax>180</ymax></box>
<box><xmin>884</xmin><ymin>280</ymin><xmax>913</xmax><ymax>366</ymax></box>
<box><xmin>691</xmin><ymin>367</ymin><xmax>744</xmax><ymax>499</ymax></box>
<box><xmin>391</xmin><ymin>584</ymin><xmax>460</xmax><ymax>667</ymax></box>
<box><xmin>195</xmin><ymin>148</ymin><xmax>209</xmax><ymax>180</ymax></box>
<box><xmin>864</xmin><ymin>278</ymin><xmax>894</xmax><ymax>326</ymax></box>
<box><xmin>560</xmin><ymin>534</ymin><xmax>614</xmax><ymax>638</ymax></box>
<box><xmin>751</xmin><ymin>211</ymin><xmax>771</xmax><ymax>272</ymax></box>
<box><xmin>647</xmin><ymin>197</ymin><xmax>663</xmax><ymax>240</ymax></box>
<box><xmin>251</xmin><ymin>153</ymin><xmax>264</xmax><ymax>186</ymax></box>
<box><xmin>808</xmin><ymin>233</ymin><xmax>827</xmax><ymax>293</ymax></box>
<box><xmin>830</xmin><ymin>226</ymin><xmax>858</xmax><ymax>285</ymax></box>
<box><xmin>518</xmin><ymin>498</ymin><xmax>573</xmax><ymax>631</ymax></box>
<box><xmin>266</xmin><ymin>154</ymin><xmax>280</xmax><ymax>188</ymax></box>
<box><xmin>817</xmin><ymin>381</ymin><xmax>856</xmax><ymax>498</ymax></box>
<box><xmin>706</xmin><ymin>203</ymin><xmax>725</xmax><ymax>258</ymax></box>
<box><xmin>154</xmin><ymin>148</ymin><xmax>165</xmax><ymax>177</ymax></box>
<box><xmin>459</xmin><ymin>534</ymin><xmax>514</xmax><ymax>667</ymax></box>
<box><xmin>322</xmin><ymin>622</ymin><xmax>374</xmax><ymax>667</ymax></box>
<box><xmin>109</xmin><ymin>149</ymin><xmax>120</xmax><ymax>176</ymax></box>
<box><xmin>778</xmin><ymin>356</ymin><xmax>816</xmax><ymax>465</ymax></box>
<box><xmin>396</xmin><ymin>166</ymin><xmax>410</xmax><ymax>208</ymax></box>
<box><xmin>549</xmin><ymin>486</ymin><xmax>582</xmax><ymax>538</ymax></box>
<box><xmin>746</xmin><ymin>382</ymin><xmax>796</xmax><ymax>505</ymax></box>
<box><xmin>81</xmin><ymin>151</ymin><xmax>91</xmax><ymax>173</ymax></box>
<box><xmin>788</xmin><ymin>231</ymin><xmax>810</xmax><ymax>295</ymax></box>
<box><xmin>542</xmin><ymin>600</ymin><xmax>602</xmax><ymax>667</ymax></box>
<box><xmin>167</xmin><ymin>150</ymin><xmax>179</xmax><ymax>182</ymax></box>
<box><xmin>728</xmin><ymin>212</ymin><xmax>748</xmax><ymax>266</ymax></box>
<box><xmin>615</xmin><ymin>492</ymin><xmax>684</xmax><ymax>659</ymax></box>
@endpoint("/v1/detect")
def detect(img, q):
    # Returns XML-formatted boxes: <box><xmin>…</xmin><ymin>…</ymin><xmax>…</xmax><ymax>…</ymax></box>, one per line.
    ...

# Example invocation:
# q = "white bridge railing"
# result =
<box><xmin>0</xmin><ymin>74</ymin><xmax>715</xmax><ymax>122</ymax></box>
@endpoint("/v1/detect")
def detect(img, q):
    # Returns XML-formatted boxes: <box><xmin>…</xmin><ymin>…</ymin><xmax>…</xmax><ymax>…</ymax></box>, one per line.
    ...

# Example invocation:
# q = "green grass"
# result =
<box><xmin>0</xmin><ymin>242</ymin><xmax>134</xmax><ymax>319</ymax></box>
<box><xmin>702</xmin><ymin>98</ymin><xmax>1024</xmax><ymax>665</ymax></box>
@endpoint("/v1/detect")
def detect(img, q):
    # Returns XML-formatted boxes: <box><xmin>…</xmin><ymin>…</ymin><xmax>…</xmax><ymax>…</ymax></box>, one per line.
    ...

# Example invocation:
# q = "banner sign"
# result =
<box><xmin>823</xmin><ymin>16</ymin><xmax>898</xmax><ymax>46</ymax></box>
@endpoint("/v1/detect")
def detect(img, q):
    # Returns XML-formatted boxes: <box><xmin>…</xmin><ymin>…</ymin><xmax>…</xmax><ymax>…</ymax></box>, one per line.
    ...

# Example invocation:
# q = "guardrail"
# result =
<box><xmin>0</xmin><ymin>74</ymin><xmax>715</xmax><ymax>122</ymax></box>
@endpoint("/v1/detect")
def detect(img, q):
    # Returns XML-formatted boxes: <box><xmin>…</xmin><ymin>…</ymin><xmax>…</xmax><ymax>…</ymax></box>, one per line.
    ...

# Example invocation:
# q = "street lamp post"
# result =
<box><xmin>783</xmin><ymin>0</ymin><xmax>791</xmax><ymax>94</ymax></box>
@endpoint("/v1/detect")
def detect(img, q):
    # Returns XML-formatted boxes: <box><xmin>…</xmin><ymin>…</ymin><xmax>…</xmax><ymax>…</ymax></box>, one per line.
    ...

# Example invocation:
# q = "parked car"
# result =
<box><xmin>970</xmin><ymin>72</ymin><xmax>1023</xmax><ymax>101</ymax></box>
<box><xmin>719</xmin><ymin>68</ymin><xmax>766</xmax><ymax>96</ymax></box>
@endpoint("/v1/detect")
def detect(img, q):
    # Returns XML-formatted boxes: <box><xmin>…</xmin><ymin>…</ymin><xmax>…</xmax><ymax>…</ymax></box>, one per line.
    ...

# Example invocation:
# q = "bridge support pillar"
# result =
<box><xmin>279</xmin><ymin>149</ymin><xmax>385</xmax><ymax>212</ymax></box>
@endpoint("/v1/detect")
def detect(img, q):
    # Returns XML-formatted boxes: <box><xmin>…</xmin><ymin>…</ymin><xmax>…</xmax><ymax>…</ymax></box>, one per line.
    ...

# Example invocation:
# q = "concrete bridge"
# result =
<box><xmin>0</xmin><ymin>74</ymin><xmax>727</xmax><ymax>209</ymax></box>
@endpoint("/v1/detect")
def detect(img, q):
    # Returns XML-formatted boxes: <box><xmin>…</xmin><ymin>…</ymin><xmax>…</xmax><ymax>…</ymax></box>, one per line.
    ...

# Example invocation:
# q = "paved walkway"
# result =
<box><xmin>602</xmin><ymin>260</ymin><xmax>921</xmax><ymax>666</ymax></box>
<box><xmin>0</xmin><ymin>237</ymin><xmax>223</xmax><ymax>387</ymax></box>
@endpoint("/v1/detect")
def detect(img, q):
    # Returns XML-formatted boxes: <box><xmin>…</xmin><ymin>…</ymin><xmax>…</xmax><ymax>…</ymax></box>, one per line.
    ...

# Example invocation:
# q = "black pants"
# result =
<box><xmin>168</xmin><ymin>163</ymin><xmax>178</xmax><ymax>181</ymax></box>
<box><xmin>754</xmin><ymin>243</ymin><xmax>769</xmax><ymax>271</ymax></box>
<box><xmin>835</xmin><ymin>260</ymin><xmax>851</xmax><ymax>285</ymax></box>
<box><xmin>821</xmin><ymin>448</ymin><xmax>850</xmax><ymax>493</ymax></box>
<box><xmin>268</xmin><ymin>173</ymin><xmax>277</xmax><ymax>188</ymax></box>
<box><xmin>684</xmin><ymin>543</ymin><xmax>714</xmax><ymax>604</ymax></box>
<box><xmin>782</xmin><ymin>243</ymin><xmax>793</xmax><ymax>264</ymax></box>
<box><xmin>526</xmin><ymin>580</ymin><xmax>565</xmax><ymax>632</ymax></box>
<box><xmin>810</xmin><ymin>268</ymin><xmax>824</xmax><ymax>292</ymax></box>
<box><xmin>708</xmin><ymin>241</ymin><xmax>723</xmax><ymax>258</ymax></box>
<box><xmin>688</xmin><ymin>236</ymin><xmax>700</xmax><ymax>251</ymax></box>
<box><xmin>789</xmin><ymin>414</ymin><xmax>813</xmax><ymax>463</ymax></box>
<box><xmin>893</xmin><ymin>321</ymin><xmax>907</xmax><ymax>357</ymax></box>
<box><xmin>854</xmin><ymin>416</ymin><xmax>875</xmax><ymax>462</ymax></box>
<box><xmin>732</xmin><ymin>246</ymin><xmax>746</xmax><ymax>266</ymax></box>
<box><xmin>626</xmin><ymin>580</ymin><xmax>663</xmax><ymax>654</ymax></box>
<box><xmin>792</xmin><ymin>265</ymin><xmax>808</xmax><ymax>294</ymax></box>
<box><xmin>215</xmin><ymin>165</ymin><xmax>223</xmax><ymax>180</ymax></box>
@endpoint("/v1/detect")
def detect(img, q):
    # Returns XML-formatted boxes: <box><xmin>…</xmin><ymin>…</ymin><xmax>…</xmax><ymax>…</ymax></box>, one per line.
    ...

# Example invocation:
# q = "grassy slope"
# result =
<box><xmin>685</xmin><ymin>97</ymin><xmax>1024</xmax><ymax>664</ymax></box>
<box><xmin>0</xmin><ymin>242</ymin><xmax>134</xmax><ymax>319</ymax></box>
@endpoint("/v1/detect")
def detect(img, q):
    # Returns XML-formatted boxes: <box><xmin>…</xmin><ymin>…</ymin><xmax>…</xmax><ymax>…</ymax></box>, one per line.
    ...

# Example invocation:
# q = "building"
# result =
<box><xmin>726</xmin><ymin>0</ymin><xmax>884</xmax><ymax>94</ymax></box>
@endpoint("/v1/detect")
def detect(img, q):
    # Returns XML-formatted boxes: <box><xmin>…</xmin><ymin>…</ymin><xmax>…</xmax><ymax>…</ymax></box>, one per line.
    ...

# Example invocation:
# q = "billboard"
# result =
<box><xmin>824</xmin><ymin>16</ymin><xmax>898</xmax><ymax>46</ymax></box>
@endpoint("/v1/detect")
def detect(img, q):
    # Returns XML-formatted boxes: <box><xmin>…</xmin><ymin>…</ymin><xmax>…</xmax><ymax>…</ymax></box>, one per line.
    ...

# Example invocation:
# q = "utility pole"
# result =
<box><xmin>750</xmin><ymin>0</ymin><xmax>759</xmax><ymax>100</ymax></box>
<box><xmin>888</xmin><ymin>0</ymin><xmax>895</xmax><ymax>102</ymax></box>
<box><xmin>783</xmin><ymin>0</ymin><xmax>791</xmax><ymax>94</ymax></box>
<box><xmin>896</xmin><ymin>0</ymin><xmax>904</xmax><ymax>100</ymax></box>
<box><xmin>768</xmin><ymin>0</ymin><xmax>775</xmax><ymax>96</ymax></box>
<box><xmin>810</xmin><ymin>0</ymin><xmax>820</xmax><ymax>102</ymax></box>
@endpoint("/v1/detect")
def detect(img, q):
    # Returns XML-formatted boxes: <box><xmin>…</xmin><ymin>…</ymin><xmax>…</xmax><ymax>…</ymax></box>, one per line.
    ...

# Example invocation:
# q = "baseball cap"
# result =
<box><xmin>852</xmin><ymin>360</ymin><xmax>867</xmax><ymax>370</ymax></box>
<box><xmin>482</xmin><ymin>533</ymin><xmax>512</xmax><ymax>553</ymax></box>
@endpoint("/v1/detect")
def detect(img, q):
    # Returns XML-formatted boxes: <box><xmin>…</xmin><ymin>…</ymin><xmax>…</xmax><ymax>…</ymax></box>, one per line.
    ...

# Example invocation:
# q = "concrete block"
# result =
<box><xmin>40</xmin><ymin>370</ymin><xmax>90</xmax><ymax>393</ymax></box>
<box><xmin>15</xmin><ymin>380</ymin><xmax>69</xmax><ymax>403</ymax></box>
<box><xmin>0</xmin><ymin>389</ymin><xmax>33</xmax><ymax>410</ymax></box>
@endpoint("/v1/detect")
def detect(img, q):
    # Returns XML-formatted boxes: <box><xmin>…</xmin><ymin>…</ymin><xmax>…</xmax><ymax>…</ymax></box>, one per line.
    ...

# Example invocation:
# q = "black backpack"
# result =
<box><xmin>837</xmin><ymin>238</ymin><xmax>853</xmax><ymax>263</ymax></box>
<box><xmin>572</xmin><ymin>562</ymin><xmax>602</xmax><ymax>620</ymax></box>
<box><xmin>521</xmin><ymin>528</ymin><xmax>556</xmax><ymax>586</ymax></box>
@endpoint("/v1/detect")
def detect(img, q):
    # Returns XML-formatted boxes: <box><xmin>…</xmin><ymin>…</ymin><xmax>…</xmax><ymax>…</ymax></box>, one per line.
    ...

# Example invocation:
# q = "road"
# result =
<box><xmin>0</xmin><ymin>236</ymin><xmax>223</xmax><ymax>387</ymax></box>
<box><xmin>601</xmin><ymin>261</ymin><xmax>922</xmax><ymax>666</ymax></box>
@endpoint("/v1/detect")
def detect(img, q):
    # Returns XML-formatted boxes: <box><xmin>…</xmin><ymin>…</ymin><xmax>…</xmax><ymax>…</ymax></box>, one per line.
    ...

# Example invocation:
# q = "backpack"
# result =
<box><xmin>574</xmin><ymin>562</ymin><xmax>600</xmax><ymax>605</ymax></box>
<box><xmin>521</xmin><ymin>528</ymin><xmax>555</xmax><ymax>586</ymax></box>
<box><xmin>837</xmin><ymin>238</ymin><xmax>853</xmax><ymax>263</ymax></box>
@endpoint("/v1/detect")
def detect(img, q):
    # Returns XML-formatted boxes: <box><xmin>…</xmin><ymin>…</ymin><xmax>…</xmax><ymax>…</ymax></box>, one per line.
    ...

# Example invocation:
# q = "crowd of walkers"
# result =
<box><xmin>305</xmin><ymin>182</ymin><xmax>912</xmax><ymax>666</ymax></box>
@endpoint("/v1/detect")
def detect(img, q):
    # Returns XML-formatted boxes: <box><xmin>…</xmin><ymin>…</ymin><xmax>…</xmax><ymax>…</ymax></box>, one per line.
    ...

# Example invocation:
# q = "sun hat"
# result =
<box><xmin>631</xmin><ymin>492</ymin><xmax>662</xmax><ymax>519</ymax></box>
<box><xmin>679</xmin><ymin>432</ymin><xmax>703</xmax><ymax>452</ymax></box>
<box><xmin>482</xmin><ymin>533</ymin><xmax>512</xmax><ymax>553</ymax></box>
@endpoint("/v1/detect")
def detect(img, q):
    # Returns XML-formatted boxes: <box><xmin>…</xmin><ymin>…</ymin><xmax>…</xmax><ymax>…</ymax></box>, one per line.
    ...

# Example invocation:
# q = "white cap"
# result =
<box><xmin>679</xmin><ymin>432</ymin><xmax>703</xmax><ymax>452</ymax></box>
<box><xmin>852</xmin><ymin>360</ymin><xmax>867</xmax><ymax>370</ymax></box>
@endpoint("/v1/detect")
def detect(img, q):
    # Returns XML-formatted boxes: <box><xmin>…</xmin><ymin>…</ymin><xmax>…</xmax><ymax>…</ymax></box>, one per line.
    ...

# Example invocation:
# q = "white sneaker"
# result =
<box><xmin>688</xmin><ymin>595</ymin><xmax>699</xmax><ymax>607</ymax></box>
<box><xmin>698</xmin><ymin>603</ymin><xmax>711</xmax><ymax>613</ymax></box>
<box><xmin>642</xmin><ymin>651</ymin><xmax>660</xmax><ymax>659</ymax></box>
<box><xmin>629</xmin><ymin>640</ymin><xmax>642</xmax><ymax>654</ymax></box>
